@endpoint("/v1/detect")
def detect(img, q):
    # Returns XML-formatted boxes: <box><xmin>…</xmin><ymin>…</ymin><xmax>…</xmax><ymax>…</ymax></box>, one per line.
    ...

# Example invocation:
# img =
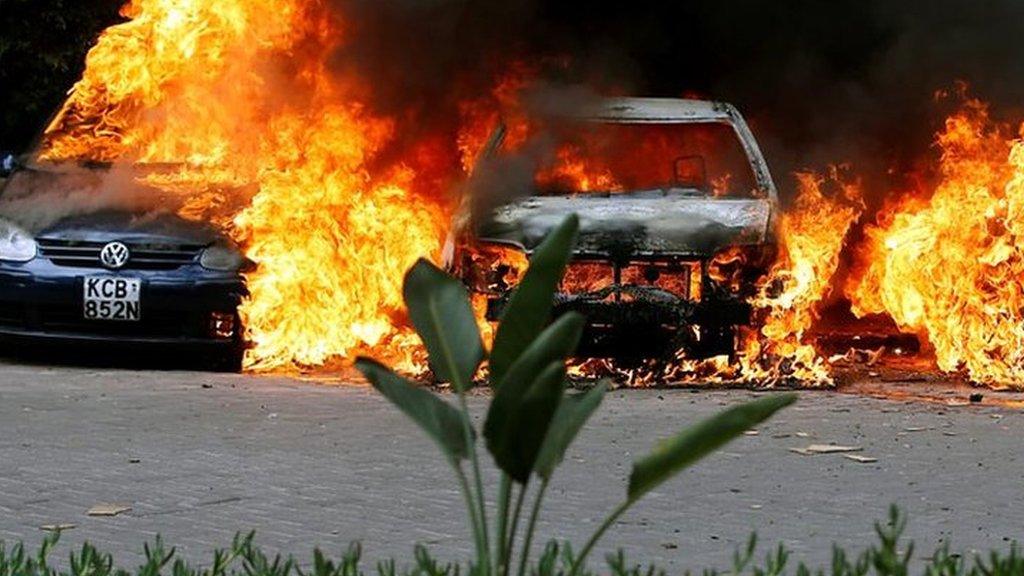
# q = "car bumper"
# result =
<box><xmin>0</xmin><ymin>327</ymin><xmax>242</xmax><ymax>352</ymax></box>
<box><xmin>0</xmin><ymin>263</ymin><xmax>246</xmax><ymax>350</ymax></box>
<box><xmin>551</xmin><ymin>294</ymin><xmax>752</xmax><ymax>327</ymax></box>
<box><xmin>486</xmin><ymin>288</ymin><xmax>752</xmax><ymax>326</ymax></box>
<box><xmin>485</xmin><ymin>287</ymin><xmax>751</xmax><ymax>357</ymax></box>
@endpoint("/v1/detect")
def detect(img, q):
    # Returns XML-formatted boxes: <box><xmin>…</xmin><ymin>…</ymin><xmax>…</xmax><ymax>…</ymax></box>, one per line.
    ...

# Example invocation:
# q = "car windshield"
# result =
<box><xmin>524</xmin><ymin>121</ymin><xmax>760</xmax><ymax>198</ymax></box>
<box><xmin>0</xmin><ymin>163</ymin><xmax>241</xmax><ymax>234</ymax></box>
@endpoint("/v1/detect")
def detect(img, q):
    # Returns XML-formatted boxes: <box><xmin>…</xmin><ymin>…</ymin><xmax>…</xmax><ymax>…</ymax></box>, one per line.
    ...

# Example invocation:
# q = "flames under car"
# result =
<box><xmin>449</xmin><ymin>97</ymin><xmax>780</xmax><ymax>360</ymax></box>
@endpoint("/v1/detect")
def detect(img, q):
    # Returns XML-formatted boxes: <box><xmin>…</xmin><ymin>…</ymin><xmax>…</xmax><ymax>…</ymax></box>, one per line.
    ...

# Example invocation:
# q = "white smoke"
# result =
<box><xmin>0</xmin><ymin>162</ymin><xmax>190</xmax><ymax>233</ymax></box>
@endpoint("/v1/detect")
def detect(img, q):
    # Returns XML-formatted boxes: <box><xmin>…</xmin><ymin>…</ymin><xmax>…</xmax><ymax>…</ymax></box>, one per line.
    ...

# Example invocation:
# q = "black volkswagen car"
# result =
<box><xmin>0</xmin><ymin>162</ymin><xmax>248</xmax><ymax>370</ymax></box>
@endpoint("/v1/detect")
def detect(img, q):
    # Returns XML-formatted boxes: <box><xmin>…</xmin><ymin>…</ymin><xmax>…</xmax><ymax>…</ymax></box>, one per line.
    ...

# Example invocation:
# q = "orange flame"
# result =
<box><xmin>535</xmin><ymin>145</ymin><xmax>622</xmax><ymax>192</ymax></box>
<box><xmin>740</xmin><ymin>169</ymin><xmax>863</xmax><ymax>385</ymax></box>
<box><xmin>40</xmin><ymin>0</ymin><xmax>449</xmax><ymax>371</ymax></box>
<box><xmin>847</xmin><ymin>97</ymin><xmax>1024</xmax><ymax>388</ymax></box>
<box><xmin>47</xmin><ymin>2</ymin><xmax>1018</xmax><ymax>389</ymax></box>
<box><xmin>457</xmin><ymin>63</ymin><xmax>536</xmax><ymax>173</ymax></box>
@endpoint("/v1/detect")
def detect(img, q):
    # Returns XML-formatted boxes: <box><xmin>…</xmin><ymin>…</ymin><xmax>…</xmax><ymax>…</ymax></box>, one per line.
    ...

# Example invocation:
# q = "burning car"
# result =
<box><xmin>0</xmin><ymin>163</ymin><xmax>248</xmax><ymax>370</ymax></box>
<box><xmin>447</xmin><ymin>97</ymin><xmax>779</xmax><ymax>360</ymax></box>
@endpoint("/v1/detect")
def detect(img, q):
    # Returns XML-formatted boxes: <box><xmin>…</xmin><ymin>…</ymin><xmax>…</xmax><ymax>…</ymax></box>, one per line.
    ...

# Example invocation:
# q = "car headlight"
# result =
<box><xmin>200</xmin><ymin>244</ymin><xmax>245</xmax><ymax>271</ymax></box>
<box><xmin>0</xmin><ymin>219</ymin><xmax>36</xmax><ymax>262</ymax></box>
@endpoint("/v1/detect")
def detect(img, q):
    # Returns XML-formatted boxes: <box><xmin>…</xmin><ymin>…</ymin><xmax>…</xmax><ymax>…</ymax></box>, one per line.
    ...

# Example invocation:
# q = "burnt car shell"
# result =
<box><xmin>453</xmin><ymin>97</ymin><xmax>780</xmax><ymax>359</ymax></box>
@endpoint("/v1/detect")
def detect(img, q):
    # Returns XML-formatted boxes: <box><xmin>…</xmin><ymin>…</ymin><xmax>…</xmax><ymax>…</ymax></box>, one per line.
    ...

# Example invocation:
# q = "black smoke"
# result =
<box><xmin>333</xmin><ymin>0</ymin><xmax>1024</xmax><ymax>206</ymax></box>
<box><xmin>5</xmin><ymin>0</ymin><xmax>1024</xmax><ymax>209</ymax></box>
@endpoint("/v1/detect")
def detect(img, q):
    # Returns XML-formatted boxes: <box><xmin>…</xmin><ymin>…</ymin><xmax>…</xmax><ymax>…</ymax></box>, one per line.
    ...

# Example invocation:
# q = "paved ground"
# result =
<box><xmin>1</xmin><ymin>357</ymin><xmax>1023</xmax><ymax>573</ymax></box>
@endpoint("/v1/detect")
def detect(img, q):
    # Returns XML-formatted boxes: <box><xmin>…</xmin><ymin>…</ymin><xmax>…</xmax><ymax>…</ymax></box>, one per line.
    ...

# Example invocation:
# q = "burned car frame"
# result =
<box><xmin>446</xmin><ymin>97</ymin><xmax>780</xmax><ymax>360</ymax></box>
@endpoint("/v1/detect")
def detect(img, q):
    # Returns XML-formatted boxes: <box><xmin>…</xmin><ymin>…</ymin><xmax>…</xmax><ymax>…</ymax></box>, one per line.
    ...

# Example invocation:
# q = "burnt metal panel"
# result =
<box><xmin>480</xmin><ymin>195</ymin><xmax>771</xmax><ymax>259</ymax></box>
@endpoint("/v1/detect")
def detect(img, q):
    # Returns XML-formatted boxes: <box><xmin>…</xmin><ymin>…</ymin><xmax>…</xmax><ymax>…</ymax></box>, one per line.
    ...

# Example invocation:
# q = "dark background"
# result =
<box><xmin>0</xmin><ymin>0</ymin><xmax>124</xmax><ymax>153</ymax></box>
<box><xmin>4</xmin><ymin>0</ymin><xmax>1024</xmax><ymax>204</ymax></box>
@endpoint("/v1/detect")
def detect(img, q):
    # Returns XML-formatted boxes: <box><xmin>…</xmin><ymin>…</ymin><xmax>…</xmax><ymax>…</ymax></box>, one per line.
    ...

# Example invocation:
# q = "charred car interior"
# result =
<box><xmin>447</xmin><ymin>98</ymin><xmax>779</xmax><ymax>360</ymax></box>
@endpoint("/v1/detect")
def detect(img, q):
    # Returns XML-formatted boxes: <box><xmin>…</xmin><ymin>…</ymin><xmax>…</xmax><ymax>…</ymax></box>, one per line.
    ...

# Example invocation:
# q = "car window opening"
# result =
<box><xmin>507</xmin><ymin>121</ymin><xmax>761</xmax><ymax>199</ymax></box>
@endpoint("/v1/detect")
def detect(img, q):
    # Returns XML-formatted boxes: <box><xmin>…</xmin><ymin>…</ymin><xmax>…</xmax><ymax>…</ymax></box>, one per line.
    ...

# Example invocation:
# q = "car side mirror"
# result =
<box><xmin>673</xmin><ymin>155</ymin><xmax>707</xmax><ymax>190</ymax></box>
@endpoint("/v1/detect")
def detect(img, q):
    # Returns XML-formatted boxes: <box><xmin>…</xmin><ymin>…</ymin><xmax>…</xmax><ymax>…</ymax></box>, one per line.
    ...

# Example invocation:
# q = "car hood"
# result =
<box><xmin>34</xmin><ymin>211</ymin><xmax>223</xmax><ymax>246</ymax></box>
<box><xmin>477</xmin><ymin>194</ymin><xmax>773</xmax><ymax>259</ymax></box>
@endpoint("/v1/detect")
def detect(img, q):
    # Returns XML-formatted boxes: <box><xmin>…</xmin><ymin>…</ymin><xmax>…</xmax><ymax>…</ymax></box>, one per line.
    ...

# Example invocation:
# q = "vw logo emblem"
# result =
<box><xmin>99</xmin><ymin>242</ymin><xmax>130</xmax><ymax>269</ymax></box>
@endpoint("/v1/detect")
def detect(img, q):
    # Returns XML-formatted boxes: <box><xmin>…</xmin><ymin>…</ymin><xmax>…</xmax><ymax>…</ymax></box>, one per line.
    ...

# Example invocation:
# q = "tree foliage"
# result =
<box><xmin>0</xmin><ymin>0</ymin><xmax>124</xmax><ymax>153</ymax></box>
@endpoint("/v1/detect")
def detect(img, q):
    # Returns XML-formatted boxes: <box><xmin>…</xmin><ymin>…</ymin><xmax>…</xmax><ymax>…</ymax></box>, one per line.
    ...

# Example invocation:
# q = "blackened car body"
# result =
<box><xmin>446</xmin><ymin>97</ymin><xmax>779</xmax><ymax>359</ymax></box>
<box><xmin>0</xmin><ymin>164</ymin><xmax>248</xmax><ymax>370</ymax></box>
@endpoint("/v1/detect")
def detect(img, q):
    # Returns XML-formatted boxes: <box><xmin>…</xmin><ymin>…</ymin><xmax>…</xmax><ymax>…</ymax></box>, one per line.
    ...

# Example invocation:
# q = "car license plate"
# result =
<box><xmin>83</xmin><ymin>277</ymin><xmax>141</xmax><ymax>321</ymax></box>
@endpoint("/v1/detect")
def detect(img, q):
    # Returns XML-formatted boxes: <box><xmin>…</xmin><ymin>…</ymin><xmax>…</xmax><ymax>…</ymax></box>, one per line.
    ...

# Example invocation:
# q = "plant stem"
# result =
<box><xmin>570</xmin><ymin>500</ymin><xmax>632</xmax><ymax>576</ymax></box>
<box><xmin>504</xmin><ymin>480</ymin><xmax>529</xmax><ymax>568</ymax></box>
<box><xmin>432</xmin><ymin>301</ymin><xmax>490</xmax><ymax>572</ymax></box>
<box><xmin>517</xmin><ymin>479</ymin><xmax>549</xmax><ymax>576</ymax></box>
<box><xmin>495</xmin><ymin>476</ymin><xmax>512</xmax><ymax>574</ymax></box>
<box><xmin>456</xmin><ymin>392</ymin><xmax>491</xmax><ymax>572</ymax></box>
<box><xmin>454</xmin><ymin>461</ymin><xmax>486</xmax><ymax>569</ymax></box>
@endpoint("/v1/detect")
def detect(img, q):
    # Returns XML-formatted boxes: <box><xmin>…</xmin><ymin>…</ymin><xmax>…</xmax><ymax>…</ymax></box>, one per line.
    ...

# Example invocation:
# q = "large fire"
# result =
<box><xmin>846</xmin><ymin>96</ymin><xmax>1024</xmax><ymax>388</ymax></box>
<box><xmin>39</xmin><ymin>0</ymin><xmax>448</xmax><ymax>371</ymax></box>
<box><xmin>558</xmin><ymin>169</ymin><xmax>863</xmax><ymax>387</ymax></box>
<box><xmin>29</xmin><ymin>1</ymin><xmax>1024</xmax><ymax>388</ymax></box>
<box><xmin>740</xmin><ymin>169</ymin><xmax>863</xmax><ymax>385</ymax></box>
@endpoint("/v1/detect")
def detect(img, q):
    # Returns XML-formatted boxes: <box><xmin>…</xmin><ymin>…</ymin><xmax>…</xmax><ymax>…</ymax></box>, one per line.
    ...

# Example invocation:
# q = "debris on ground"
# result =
<box><xmin>970</xmin><ymin>393</ymin><xmax>984</xmax><ymax>403</ymax></box>
<box><xmin>40</xmin><ymin>523</ymin><xmax>76</xmax><ymax>532</ymax></box>
<box><xmin>87</xmin><ymin>504</ymin><xmax>131</xmax><ymax>517</ymax></box>
<box><xmin>828</xmin><ymin>346</ymin><xmax>886</xmax><ymax>366</ymax></box>
<box><xmin>790</xmin><ymin>444</ymin><xmax>863</xmax><ymax>455</ymax></box>
<box><xmin>843</xmin><ymin>454</ymin><xmax>878</xmax><ymax>463</ymax></box>
<box><xmin>864</xmin><ymin>347</ymin><xmax>886</xmax><ymax>367</ymax></box>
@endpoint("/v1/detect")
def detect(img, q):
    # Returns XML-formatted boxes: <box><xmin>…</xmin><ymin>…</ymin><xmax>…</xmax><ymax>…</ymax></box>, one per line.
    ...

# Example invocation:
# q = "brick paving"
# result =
<box><xmin>0</xmin><ymin>359</ymin><xmax>1021</xmax><ymax>571</ymax></box>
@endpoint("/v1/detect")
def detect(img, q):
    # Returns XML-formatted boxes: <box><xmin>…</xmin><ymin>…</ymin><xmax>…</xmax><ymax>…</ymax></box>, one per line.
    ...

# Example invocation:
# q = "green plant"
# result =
<box><xmin>355</xmin><ymin>214</ymin><xmax>796</xmax><ymax>576</ymax></box>
<box><xmin>4</xmin><ymin>508</ymin><xmax>1024</xmax><ymax>576</ymax></box>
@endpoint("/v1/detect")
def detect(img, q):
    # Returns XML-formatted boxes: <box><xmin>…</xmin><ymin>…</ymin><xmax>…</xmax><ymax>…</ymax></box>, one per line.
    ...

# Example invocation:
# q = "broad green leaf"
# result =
<box><xmin>627</xmin><ymin>394</ymin><xmax>796</xmax><ymax>501</ymax></box>
<box><xmin>484</xmin><ymin>313</ymin><xmax>584</xmax><ymax>481</ymax></box>
<box><xmin>496</xmin><ymin>312</ymin><xmax>585</xmax><ymax>392</ymax></box>
<box><xmin>489</xmin><ymin>214</ymin><xmax>579</xmax><ymax>386</ymax></box>
<box><xmin>534</xmin><ymin>381</ymin><xmax>608</xmax><ymax>480</ymax></box>
<box><xmin>403</xmin><ymin>259</ymin><xmax>484</xmax><ymax>391</ymax></box>
<box><xmin>485</xmin><ymin>360</ymin><xmax>567</xmax><ymax>483</ymax></box>
<box><xmin>356</xmin><ymin>357</ymin><xmax>472</xmax><ymax>461</ymax></box>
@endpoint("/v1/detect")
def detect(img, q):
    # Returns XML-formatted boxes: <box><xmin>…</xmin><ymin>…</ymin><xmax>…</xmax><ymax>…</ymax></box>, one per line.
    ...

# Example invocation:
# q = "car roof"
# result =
<box><xmin>565</xmin><ymin>97</ymin><xmax>737</xmax><ymax>123</ymax></box>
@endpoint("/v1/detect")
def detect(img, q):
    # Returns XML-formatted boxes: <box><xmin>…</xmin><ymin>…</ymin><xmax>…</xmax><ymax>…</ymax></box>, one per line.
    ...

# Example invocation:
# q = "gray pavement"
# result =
<box><xmin>0</xmin><ymin>359</ymin><xmax>1022</xmax><ymax>572</ymax></box>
